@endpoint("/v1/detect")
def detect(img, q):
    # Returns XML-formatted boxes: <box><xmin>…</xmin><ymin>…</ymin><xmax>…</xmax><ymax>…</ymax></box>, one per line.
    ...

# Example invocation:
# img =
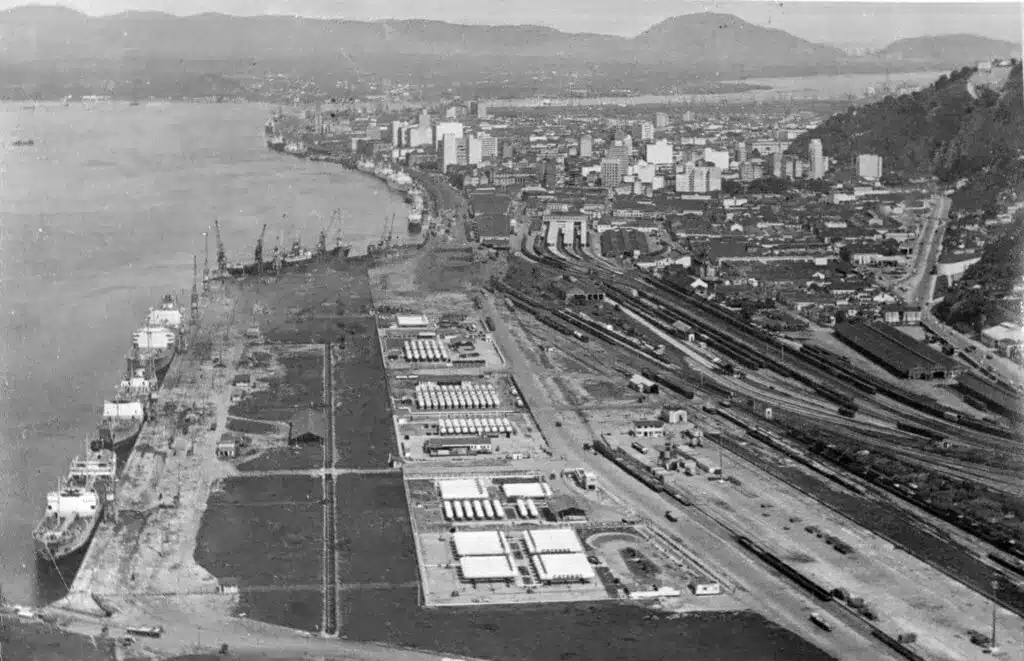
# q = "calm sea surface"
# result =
<box><xmin>0</xmin><ymin>101</ymin><xmax>411</xmax><ymax>604</ymax></box>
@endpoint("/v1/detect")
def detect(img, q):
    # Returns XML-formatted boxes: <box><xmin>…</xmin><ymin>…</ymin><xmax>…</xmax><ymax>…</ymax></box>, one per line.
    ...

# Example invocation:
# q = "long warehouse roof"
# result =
<box><xmin>834</xmin><ymin>322</ymin><xmax>959</xmax><ymax>375</ymax></box>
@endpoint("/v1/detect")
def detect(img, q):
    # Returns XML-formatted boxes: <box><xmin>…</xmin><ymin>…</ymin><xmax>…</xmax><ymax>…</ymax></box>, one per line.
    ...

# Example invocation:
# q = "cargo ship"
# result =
<box><xmin>96</xmin><ymin>363</ymin><xmax>153</xmax><ymax>451</ymax></box>
<box><xmin>282</xmin><ymin>235</ymin><xmax>314</xmax><ymax>265</ymax></box>
<box><xmin>387</xmin><ymin>170</ymin><xmax>414</xmax><ymax>193</ymax></box>
<box><xmin>131</xmin><ymin>295</ymin><xmax>183</xmax><ymax>380</ymax></box>
<box><xmin>33</xmin><ymin>445</ymin><xmax>116</xmax><ymax>561</ymax></box>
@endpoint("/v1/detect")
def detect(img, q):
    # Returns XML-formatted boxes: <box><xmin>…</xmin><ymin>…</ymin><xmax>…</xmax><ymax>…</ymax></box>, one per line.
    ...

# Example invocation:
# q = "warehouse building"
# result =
<box><xmin>523</xmin><ymin>528</ymin><xmax>595</xmax><ymax>584</ymax></box>
<box><xmin>957</xmin><ymin>373</ymin><xmax>1022</xmax><ymax>419</ymax></box>
<box><xmin>424</xmin><ymin>436</ymin><xmax>492</xmax><ymax>457</ymax></box>
<box><xmin>834</xmin><ymin>322</ymin><xmax>963</xmax><ymax>379</ymax></box>
<box><xmin>451</xmin><ymin>531</ymin><xmax>517</xmax><ymax>584</ymax></box>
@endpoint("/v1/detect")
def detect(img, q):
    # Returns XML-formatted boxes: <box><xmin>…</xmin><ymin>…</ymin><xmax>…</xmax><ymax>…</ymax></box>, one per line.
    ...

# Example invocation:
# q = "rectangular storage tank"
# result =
<box><xmin>482</xmin><ymin>500</ymin><xmax>495</xmax><ymax>519</ymax></box>
<box><xmin>443</xmin><ymin>501</ymin><xmax>453</xmax><ymax>520</ymax></box>
<box><xmin>472</xmin><ymin>500</ymin><xmax>484</xmax><ymax>519</ymax></box>
<box><xmin>492</xmin><ymin>499</ymin><xmax>505</xmax><ymax>519</ymax></box>
<box><xmin>452</xmin><ymin>501</ymin><xmax>464</xmax><ymax>520</ymax></box>
<box><xmin>462</xmin><ymin>500</ymin><xmax>475</xmax><ymax>520</ymax></box>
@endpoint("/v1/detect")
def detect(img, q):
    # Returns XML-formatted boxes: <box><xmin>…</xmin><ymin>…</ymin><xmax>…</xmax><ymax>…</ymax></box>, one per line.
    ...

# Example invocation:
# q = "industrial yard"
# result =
<box><xmin>31</xmin><ymin>190</ymin><xmax>1023</xmax><ymax>661</ymax></box>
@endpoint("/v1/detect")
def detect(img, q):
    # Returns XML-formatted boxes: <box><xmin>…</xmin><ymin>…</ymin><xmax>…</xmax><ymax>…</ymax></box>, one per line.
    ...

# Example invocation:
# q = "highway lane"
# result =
<box><xmin>482</xmin><ymin>293</ymin><xmax>902</xmax><ymax>661</ymax></box>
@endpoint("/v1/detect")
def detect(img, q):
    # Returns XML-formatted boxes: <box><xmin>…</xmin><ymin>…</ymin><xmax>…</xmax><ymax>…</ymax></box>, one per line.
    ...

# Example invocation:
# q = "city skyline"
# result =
<box><xmin>4</xmin><ymin>0</ymin><xmax>1023</xmax><ymax>49</ymax></box>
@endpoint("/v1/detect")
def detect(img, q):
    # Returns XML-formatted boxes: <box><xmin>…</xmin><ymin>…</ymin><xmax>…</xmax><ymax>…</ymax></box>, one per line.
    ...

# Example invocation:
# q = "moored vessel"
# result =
<box><xmin>33</xmin><ymin>445</ymin><xmax>116</xmax><ymax>561</ymax></box>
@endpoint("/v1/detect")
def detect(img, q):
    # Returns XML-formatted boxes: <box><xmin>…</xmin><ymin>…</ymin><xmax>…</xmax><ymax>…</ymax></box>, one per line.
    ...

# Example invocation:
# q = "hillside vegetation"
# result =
<box><xmin>790</xmin><ymin>63</ymin><xmax>1024</xmax><ymax>206</ymax></box>
<box><xmin>933</xmin><ymin>216</ymin><xmax>1024</xmax><ymax>330</ymax></box>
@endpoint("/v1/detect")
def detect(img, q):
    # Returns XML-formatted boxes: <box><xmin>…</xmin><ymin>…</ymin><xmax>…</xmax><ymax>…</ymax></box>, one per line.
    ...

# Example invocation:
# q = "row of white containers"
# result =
<box><xmin>403</xmin><ymin>339</ymin><xmax>449</xmax><ymax>363</ymax></box>
<box><xmin>417</xmin><ymin>391</ymin><xmax>500</xmax><ymax>410</ymax></box>
<box><xmin>443</xmin><ymin>499</ymin><xmax>506</xmax><ymax>521</ymax></box>
<box><xmin>437</xmin><ymin>417</ymin><xmax>513</xmax><ymax>435</ymax></box>
<box><xmin>441</xmin><ymin>498</ymin><xmax>540</xmax><ymax>521</ymax></box>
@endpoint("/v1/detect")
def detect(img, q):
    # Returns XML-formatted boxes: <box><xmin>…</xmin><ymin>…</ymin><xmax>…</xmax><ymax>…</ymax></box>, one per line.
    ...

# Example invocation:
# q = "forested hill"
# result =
<box><xmin>933</xmin><ymin>216</ymin><xmax>1024</xmax><ymax>331</ymax></box>
<box><xmin>789</xmin><ymin>63</ymin><xmax>1024</xmax><ymax>207</ymax></box>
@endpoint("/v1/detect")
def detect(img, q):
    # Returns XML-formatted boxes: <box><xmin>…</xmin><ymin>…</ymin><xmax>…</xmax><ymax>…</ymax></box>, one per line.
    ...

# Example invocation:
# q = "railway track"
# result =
<box><xmin>322</xmin><ymin>343</ymin><xmax>338</xmax><ymax>636</ymax></box>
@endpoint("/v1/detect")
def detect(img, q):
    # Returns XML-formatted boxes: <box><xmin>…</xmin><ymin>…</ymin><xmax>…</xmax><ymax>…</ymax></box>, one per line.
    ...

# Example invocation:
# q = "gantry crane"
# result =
<box><xmin>190</xmin><ymin>254</ymin><xmax>199</xmax><ymax>316</ymax></box>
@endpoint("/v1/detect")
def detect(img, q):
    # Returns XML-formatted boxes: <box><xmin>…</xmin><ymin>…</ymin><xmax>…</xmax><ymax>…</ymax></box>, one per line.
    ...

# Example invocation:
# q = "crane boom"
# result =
<box><xmin>255</xmin><ymin>223</ymin><xmax>267</xmax><ymax>265</ymax></box>
<box><xmin>214</xmin><ymin>219</ymin><xmax>227</xmax><ymax>273</ymax></box>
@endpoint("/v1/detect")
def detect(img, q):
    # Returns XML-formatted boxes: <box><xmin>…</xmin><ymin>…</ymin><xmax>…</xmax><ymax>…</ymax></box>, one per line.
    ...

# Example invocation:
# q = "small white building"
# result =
<box><xmin>633</xmin><ymin>419</ymin><xmax>665</xmax><ymax>438</ymax></box>
<box><xmin>661</xmin><ymin>408</ymin><xmax>686</xmax><ymax>424</ymax></box>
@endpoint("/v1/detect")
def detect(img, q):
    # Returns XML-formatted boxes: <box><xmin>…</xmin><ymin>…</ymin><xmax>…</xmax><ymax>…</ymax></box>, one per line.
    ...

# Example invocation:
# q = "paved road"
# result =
<box><xmin>481</xmin><ymin>295</ymin><xmax>901</xmax><ymax>661</ymax></box>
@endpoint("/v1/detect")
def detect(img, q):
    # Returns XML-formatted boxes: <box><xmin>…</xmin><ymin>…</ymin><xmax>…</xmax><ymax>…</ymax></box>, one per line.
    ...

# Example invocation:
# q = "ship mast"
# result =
<box><xmin>214</xmin><ymin>219</ymin><xmax>227</xmax><ymax>275</ymax></box>
<box><xmin>202</xmin><ymin>231</ymin><xmax>210</xmax><ymax>293</ymax></box>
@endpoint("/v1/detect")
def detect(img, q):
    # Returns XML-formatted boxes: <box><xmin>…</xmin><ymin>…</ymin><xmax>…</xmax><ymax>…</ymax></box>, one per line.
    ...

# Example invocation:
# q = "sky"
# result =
<box><xmin>4</xmin><ymin>0</ymin><xmax>1023</xmax><ymax>49</ymax></box>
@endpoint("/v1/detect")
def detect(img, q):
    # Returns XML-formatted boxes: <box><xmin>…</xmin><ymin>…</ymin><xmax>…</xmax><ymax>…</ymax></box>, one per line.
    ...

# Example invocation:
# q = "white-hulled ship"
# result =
<box><xmin>33</xmin><ymin>446</ymin><xmax>116</xmax><ymax>561</ymax></box>
<box><xmin>97</xmin><ymin>363</ymin><xmax>152</xmax><ymax>451</ymax></box>
<box><xmin>131</xmin><ymin>295</ymin><xmax>182</xmax><ymax>380</ymax></box>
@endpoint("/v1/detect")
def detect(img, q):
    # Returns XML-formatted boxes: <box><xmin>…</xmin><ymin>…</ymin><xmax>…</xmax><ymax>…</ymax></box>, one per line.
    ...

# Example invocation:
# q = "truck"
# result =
<box><xmin>808</xmin><ymin>613</ymin><xmax>832</xmax><ymax>632</ymax></box>
<box><xmin>631</xmin><ymin>441</ymin><xmax>648</xmax><ymax>454</ymax></box>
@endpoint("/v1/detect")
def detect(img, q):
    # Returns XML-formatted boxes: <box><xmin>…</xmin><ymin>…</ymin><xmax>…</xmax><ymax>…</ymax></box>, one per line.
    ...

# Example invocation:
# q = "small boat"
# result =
<box><xmin>11</xmin><ymin>139</ymin><xmax>34</xmax><ymax>147</ymax></box>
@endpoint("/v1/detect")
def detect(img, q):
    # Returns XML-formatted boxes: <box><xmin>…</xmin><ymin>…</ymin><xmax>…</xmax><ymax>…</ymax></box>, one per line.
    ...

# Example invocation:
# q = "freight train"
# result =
<box><xmin>735</xmin><ymin>535</ymin><xmax>833</xmax><ymax>601</ymax></box>
<box><xmin>640</xmin><ymin>369</ymin><xmax>696</xmax><ymax>400</ymax></box>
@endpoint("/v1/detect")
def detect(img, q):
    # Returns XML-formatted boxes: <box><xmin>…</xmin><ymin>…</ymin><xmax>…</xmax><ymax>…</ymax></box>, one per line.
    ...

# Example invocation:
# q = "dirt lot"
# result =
<box><xmin>194</xmin><ymin>476</ymin><xmax>323</xmax><ymax>631</ymax></box>
<box><xmin>339</xmin><ymin>586</ymin><xmax>835</xmax><ymax>661</ymax></box>
<box><xmin>233</xmin><ymin>258</ymin><xmax>374</xmax><ymax>345</ymax></box>
<box><xmin>333</xmin><ymin>320</ymin><xmax>396</xmax><ymax>469</ymax></box>
<box><xmin>237</xmin><ymin>445</ymin><xmax>322</xmax><ymax>472</ymax></box>
<box><xmin>335</xmin><ymin>474</ymin><xmax>417</xmax><ymax>585</ymax></box>
<box><xmin>228</xmin><ymin>349</ymin><xmax>323</xmax><ymax>422</ymax></box>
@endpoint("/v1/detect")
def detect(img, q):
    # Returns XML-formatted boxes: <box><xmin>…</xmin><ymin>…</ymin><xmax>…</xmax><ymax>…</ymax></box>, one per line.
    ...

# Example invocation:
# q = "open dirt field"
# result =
<box><xmin>335</xmin><ymin>473</ymin><xmax>417</xmax><ymax>586</ymax></box>
<box><xmin>333</xmin><ymin>320</ymin><xmax>397</xmax><ymax>469</ymax></box>
<box><xmin>339</xmin><ymin>586</ymin><xmax>835</xmax><ymax>661</ymax></box>
<box><xmin>194</xmin><ymin>476</ymin><xmax>323</xmax><ymax>631</ymax></box>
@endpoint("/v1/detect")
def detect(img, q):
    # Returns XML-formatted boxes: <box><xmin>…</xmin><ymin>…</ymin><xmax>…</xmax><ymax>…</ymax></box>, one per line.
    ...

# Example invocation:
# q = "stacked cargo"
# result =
<box><xmin>402</xmin><ymin>339</ymin><xmax>450</xmax><ymax>363</ymax></box>
<box><xmin>436</xmin><ymin>417</ymin><xmax>513</xmax><ymax>436</ymax></box>
<box><xmin>414</xmin><ymin>381</ymin><xmax>501</xmax><ymax>410</ymax></box>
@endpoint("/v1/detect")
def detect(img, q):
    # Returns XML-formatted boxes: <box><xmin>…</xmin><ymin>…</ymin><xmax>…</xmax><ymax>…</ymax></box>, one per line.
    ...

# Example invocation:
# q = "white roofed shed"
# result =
<box><xmin>523</xmin><ymin>528</ymin><xmax>584</xmax><ymax>555</ymax></box>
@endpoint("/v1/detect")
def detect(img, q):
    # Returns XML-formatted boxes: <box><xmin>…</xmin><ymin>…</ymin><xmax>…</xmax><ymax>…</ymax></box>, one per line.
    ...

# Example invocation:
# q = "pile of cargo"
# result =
<box><xmin>402</xmin><ymin>339</ymin><xmax>449</xmax><ymax>362</ymax></box>
<box><xmin>416</xmin><ymin>381</ymin><xmax>500</xmax><ymax>409</ymax></box>
<box><xmin>437</xmin><ymin>417</ymin><xmax>513</xmax><ymax>436</ymax></box>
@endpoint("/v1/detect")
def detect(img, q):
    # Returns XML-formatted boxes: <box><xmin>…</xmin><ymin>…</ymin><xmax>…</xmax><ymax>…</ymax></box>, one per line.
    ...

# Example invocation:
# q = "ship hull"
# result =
<box><xmin>96</xmin><ymin>420</ymin><xmax>144</xmax><ymax>452</ymax></box>
<box><xmin>408</xmin><ymin>221</ymin><xmax>423</xmax><ymax>233</ymax></box>
<box><xmin>131</xmin><ymin>350</ymin><xmax>175</xmax><ymax>382</ymax></box>
<box><xmin>33</xmin><ymin>510</ymin><xmax>102</xmax><ymax>561</ymax></box>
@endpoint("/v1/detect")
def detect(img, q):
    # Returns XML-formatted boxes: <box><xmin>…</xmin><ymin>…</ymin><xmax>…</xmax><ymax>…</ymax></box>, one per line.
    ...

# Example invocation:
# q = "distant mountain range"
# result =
<box><xmin>0</xmin><ymin>5</ymin><xmax>1019</xmax><ymax>98</ymax></box>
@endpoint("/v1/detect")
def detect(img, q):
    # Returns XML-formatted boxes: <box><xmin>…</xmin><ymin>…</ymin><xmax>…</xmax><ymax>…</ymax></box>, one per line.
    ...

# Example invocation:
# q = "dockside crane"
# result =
<box><xmin>272</xmin><ymin>232</ymin><xmax>283</xmax><ymax>274</ymax></box>
<box><xmin>202</xmin><ymin>230</ymin><xmax>210</xmax><ymax>292</ymax></box>
<box><xmin>190</xmin><ymin>254</ymin><xmax>199</xmax><ymax>317</ymax></box>
<box><xmin>255</xmin><ymin>223</ymin><xmax>267</xmax><ymax>273</ymax></box>
<box><xmin>214</xmin><ymin>219</ymin><xmax>227</xmax><ymax>274</ymax></box>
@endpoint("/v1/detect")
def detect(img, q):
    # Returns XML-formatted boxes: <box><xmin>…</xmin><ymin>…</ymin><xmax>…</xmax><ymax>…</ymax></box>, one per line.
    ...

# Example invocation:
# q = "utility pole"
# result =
<box><xmin>991</xmin><ymin>579</ymin><xmax>1000</xmax><ymax>651</ymax></box>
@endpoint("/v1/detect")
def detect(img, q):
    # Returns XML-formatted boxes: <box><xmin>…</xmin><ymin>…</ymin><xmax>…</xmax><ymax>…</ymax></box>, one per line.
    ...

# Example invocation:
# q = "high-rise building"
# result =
<box><xmin>405</xmin><ymin>124</ymin><xmax>433</xmax><ymax>148</ymax></box>
<box><xmin>740</xmin><ymin>160</ymin><xmax>764</xmax><ymax>182</ymax></box>
<box><xmin>434</xmin><ymin>121</ymin><xmax>464</xmax><ymax>148</ymax></box>
<box><xmin>857</xmin><ymin>154</ymin><xmax>883</xmax><ymax>180</ymax></box>
<box><xmin>639</xmin><ymin>121</ymin><xmax>654</xmax><ymax>142</ymax></box>
<box><xmin>702</xmin><ymin>148</ymin><xmax>730</xmax><ymax>170</ymax></box>
<box><xmin>808</xmin><ymin>139</ymin><xmax>825</xmax><ymax>180</ymax></box>
<box><xmin>441</xmin><ymin>134</ymin><xmax>460</xmax><ymax>172</ymax></box>
<box><xmin>607</xmin><ymin>140</ymin><xmax>630</xmax><ymax>167</ymax></box>
<box><xmin>479</xmin><ymin>133</ymin><xmax>498</xmax><ymax>160</ymax></box>
<box><xmin>643</xmin><ymin>139</ymin><xmax>674</xmax><ymax>166</ymax></box>
<box><xmin>681</xmin><ymin>110</ymin><xmax>695</xmax><ymax>122</ymax></box>
<box><xmin>771</xmin><ymin>153</ymin><xmax>783</xmax><ymax>178</ymax></box>
<box><xmin>418</xmin><ymin>109</ymin><xmax>431</xmax><ymax>128</ymax></box>
<box><xmin>579</xmin><ymin>134</ymin><xmax>593</xmax><ymax>158</ymax></box>
<box><xmin>735</xmin><ymin>142</ymin><xmax>747</xmax><ymax>164</ymax></box>
<box><xmin>622</xmin><ymin>134</ymin><xmax>633</xmax><ymax>151</ymax></box>
<box><xmin>390</xmin><ymin>120</ymin><xmax>404</xmax><ymax>148</ymax></box>
<box><xmin>470</xmin><ymin>100</ymin><xmax>489</xmax><ymax>119</ymax></box>
<box><xmin>466</xmin><ymin>135</ymin><xmax>483</xmax><ymax>165</ymax></box>
<box><xmin>600</xmin><ymin>158</ymin><xmax>624</xmax><ymax>188</ymax></box>
<box><xmin>676</xmin><ymin>163</ymin><xmax>722</xmax><ymax>193</ymax></box>
<box><xmin>654</xmin><ymin>112</ymin><xmax>669</xmax><ymax>129</ymax></box>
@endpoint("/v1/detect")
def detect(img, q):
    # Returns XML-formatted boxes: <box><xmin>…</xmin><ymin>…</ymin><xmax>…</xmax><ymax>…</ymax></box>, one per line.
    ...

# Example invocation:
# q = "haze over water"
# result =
<box><xmin>0</xmin><ymin>101</ymin><xmax>410</xmax><ymax>604</ymax></box>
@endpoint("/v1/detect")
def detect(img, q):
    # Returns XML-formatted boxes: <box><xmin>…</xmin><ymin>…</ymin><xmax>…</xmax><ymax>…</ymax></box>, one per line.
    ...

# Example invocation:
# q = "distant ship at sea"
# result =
<box><xmin>11</xmin><ymin>138</ymin><xmax>35</xmax><ymax>147</ymax></box>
